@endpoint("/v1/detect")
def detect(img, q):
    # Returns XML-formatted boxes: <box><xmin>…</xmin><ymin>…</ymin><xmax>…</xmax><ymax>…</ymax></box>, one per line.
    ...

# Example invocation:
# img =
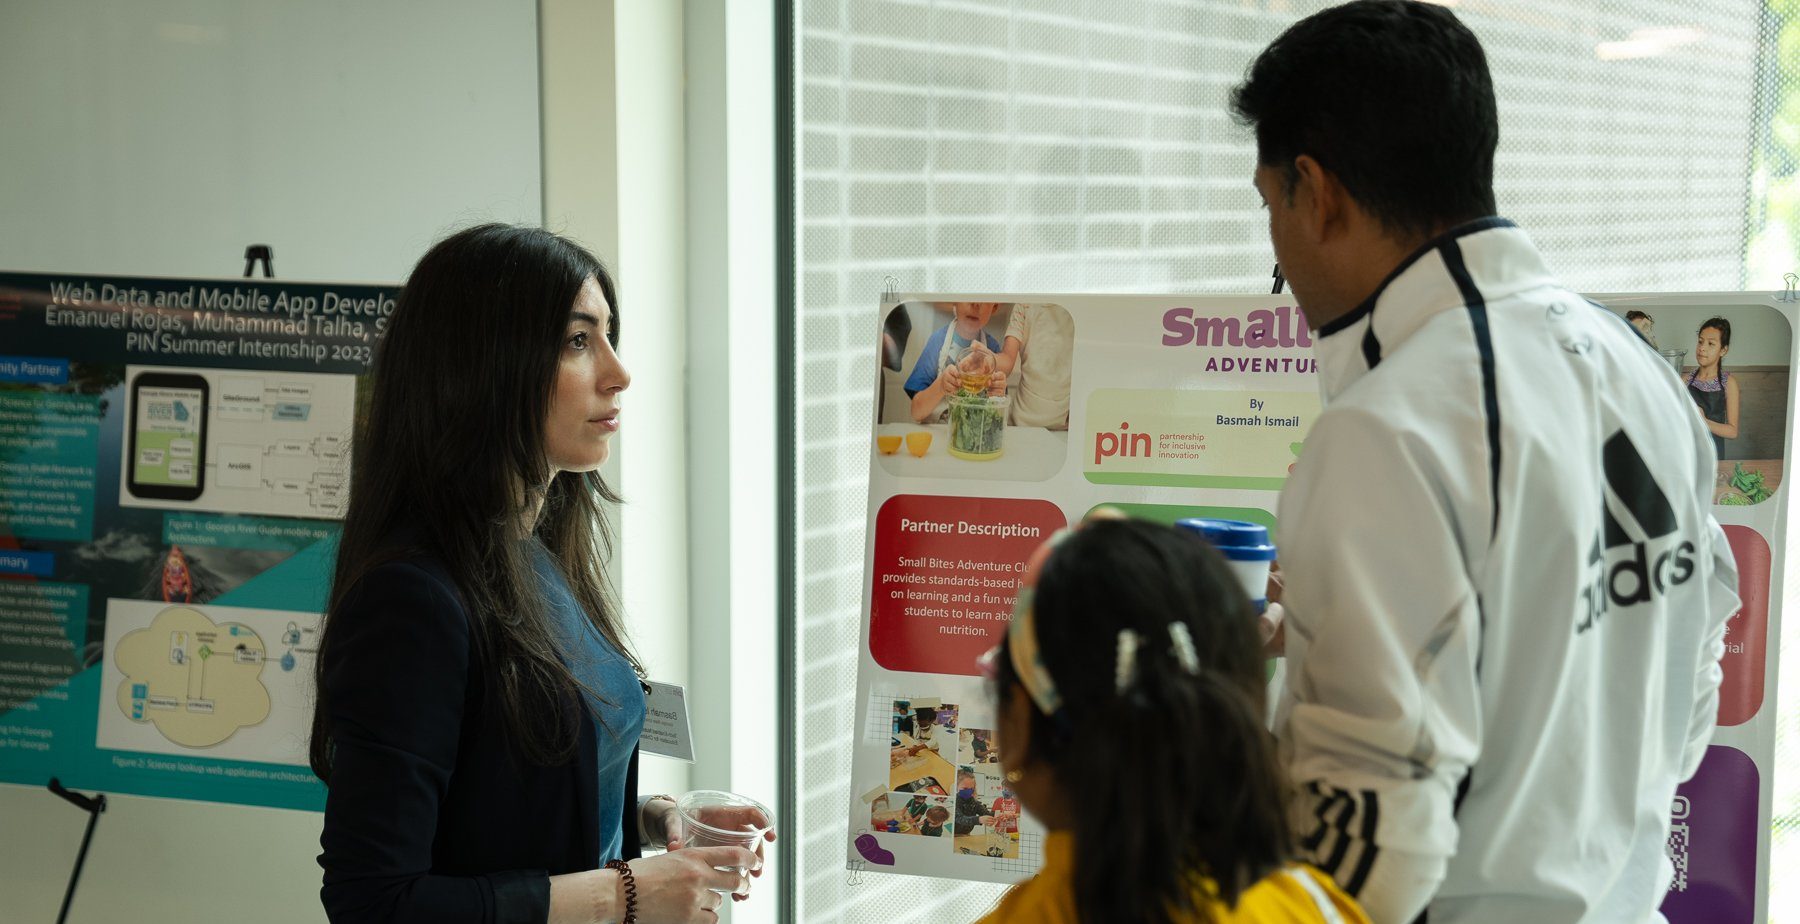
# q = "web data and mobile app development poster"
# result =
<box><xmin>0</xmin><ymin>271</ymin><xmax>388</xmax><ymax>810</ymax></box>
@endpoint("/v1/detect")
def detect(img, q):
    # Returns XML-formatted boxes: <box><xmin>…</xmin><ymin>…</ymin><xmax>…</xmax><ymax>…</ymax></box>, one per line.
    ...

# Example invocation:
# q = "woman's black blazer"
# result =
<box><xmin>317</xmin><ymin>549</ymin><xmax>641</xmax><ymax>924</ymax></box>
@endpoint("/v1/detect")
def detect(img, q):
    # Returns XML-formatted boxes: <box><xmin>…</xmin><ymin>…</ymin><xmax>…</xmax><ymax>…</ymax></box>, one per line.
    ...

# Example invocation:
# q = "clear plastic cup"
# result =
<box><xmin>673</xmin><ymin>790</ymin><xmax>774</xmax><ymax>892</ymax></box>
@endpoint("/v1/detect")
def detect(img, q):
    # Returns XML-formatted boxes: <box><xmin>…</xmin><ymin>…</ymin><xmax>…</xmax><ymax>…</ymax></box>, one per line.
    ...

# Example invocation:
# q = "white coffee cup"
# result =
<box><xmin>1174</xmin><ymin>518</ymin><xmax>1277</xmax><ymax>613</ymax></box>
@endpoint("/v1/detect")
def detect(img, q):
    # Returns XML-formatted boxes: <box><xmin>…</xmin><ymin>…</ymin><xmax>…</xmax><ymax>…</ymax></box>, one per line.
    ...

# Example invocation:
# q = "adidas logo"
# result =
<box><xmin>1576</xmin><ymin>432</ymin><xmax>1696</xmax><ymax>634</ymax></box>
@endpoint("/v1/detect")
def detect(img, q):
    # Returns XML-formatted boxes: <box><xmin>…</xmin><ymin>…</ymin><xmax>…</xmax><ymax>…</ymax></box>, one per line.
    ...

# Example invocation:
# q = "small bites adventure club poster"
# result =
<box><xmin>851</xmin><ymin>294</ymin><xmax>1320</xmax><ymax>884</ymax></box>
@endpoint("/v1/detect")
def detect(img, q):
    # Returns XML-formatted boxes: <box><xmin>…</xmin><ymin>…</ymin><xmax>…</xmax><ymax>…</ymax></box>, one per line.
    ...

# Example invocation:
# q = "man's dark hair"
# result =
<box><xmin>1230</xmin><ymin>0</ymin><xmax>1499</xmax><ymax>239</ymax></box>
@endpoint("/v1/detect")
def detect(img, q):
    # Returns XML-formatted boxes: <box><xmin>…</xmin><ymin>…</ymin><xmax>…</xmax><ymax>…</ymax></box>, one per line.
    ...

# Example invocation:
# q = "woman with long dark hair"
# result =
<box><xmin>311</xmin><ymin>224</ymin><xmax>765</xmax><ymax>924</ymax></box>
<box><xmin>975</xmin><ymin>516</ymin><xmax>1367</xmax><ymax>924</ymax></box>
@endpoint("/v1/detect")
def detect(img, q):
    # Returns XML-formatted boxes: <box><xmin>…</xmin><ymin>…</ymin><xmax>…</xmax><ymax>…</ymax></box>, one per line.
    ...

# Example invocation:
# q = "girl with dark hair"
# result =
<box><xmin>974</xmin><ymin>516</ymin><xmax>1367</xmax><ymax>924</ymax></box>
<box><xmin>311</xmin><ymin>224</ymin><xmax>769</xmax><ymax>924</ymax></box>
<box><xmin>1688</xmin><ymin>317</ymin><xmax>1739</xmax><ymax>457</ymax></box>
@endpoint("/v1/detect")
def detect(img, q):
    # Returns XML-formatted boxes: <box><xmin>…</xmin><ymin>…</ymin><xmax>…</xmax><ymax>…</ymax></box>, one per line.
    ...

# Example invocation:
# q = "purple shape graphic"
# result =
<box><xmin>1661</xmin><ymin>745</ymin><xmax>1758</xmax><ymax>924</ymax></box>
<box><xmin>855</xmin><ymin>833</ymin><xmax>896</xmax><ymax>866</ymax></box>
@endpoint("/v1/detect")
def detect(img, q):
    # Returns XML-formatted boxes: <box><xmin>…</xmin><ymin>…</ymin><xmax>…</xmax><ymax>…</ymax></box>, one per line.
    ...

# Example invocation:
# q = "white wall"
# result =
<box><xmin>0</xmin><ymin>0</ymin><xmax>542</xmax><ymax>281</ymax></box>
<box><xmin>0</xmin><ymin>2</ymin><xmax>542</xmax><ymax>921</ymax></box>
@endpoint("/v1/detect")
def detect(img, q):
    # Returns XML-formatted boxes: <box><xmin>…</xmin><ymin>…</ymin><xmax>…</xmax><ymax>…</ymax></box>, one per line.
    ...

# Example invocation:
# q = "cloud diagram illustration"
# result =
<box><xmin>113</xmin><ymin>605</ymin><xmax>271</xmax><ymax>747</ymax></box>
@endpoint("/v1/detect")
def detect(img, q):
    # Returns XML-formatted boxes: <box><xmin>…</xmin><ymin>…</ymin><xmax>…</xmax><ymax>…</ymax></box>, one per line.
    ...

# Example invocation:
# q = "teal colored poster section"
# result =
<box><xmin>0</xmin><ymin>391</ymin><xmax>101</xmax><ymax>542</ymax></box>
<box><xmin>0</xmin><ymin>514</ymin><xmax>338</xmax><ymax>813</ymax></box>
<box><xmin>1</xmin><ymin>269</ymin><xmax>382</xmax><ymax>811</ymax></box>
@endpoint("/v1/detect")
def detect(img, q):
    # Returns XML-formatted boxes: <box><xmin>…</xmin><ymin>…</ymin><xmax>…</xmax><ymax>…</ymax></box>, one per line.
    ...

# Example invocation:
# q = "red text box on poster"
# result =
<box><xmin>869</xmin><ymin>494</ymin><xmax>1067</xmax><ymax>676</ymax></box>
<box><xmin>1717</xmin><ymin>525</ymin><xmax>1769</xmax><ymax>727</ymax></box>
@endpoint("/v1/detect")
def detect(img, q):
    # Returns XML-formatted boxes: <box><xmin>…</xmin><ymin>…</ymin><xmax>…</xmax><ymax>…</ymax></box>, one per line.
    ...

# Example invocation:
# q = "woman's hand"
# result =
<box><xmin>731</xmin><ymin>826</ymin><xmax>777</xmax><ymax>903</ymax></box>
<box><xmin>644</xmin><ymin>797</ymin><xmax>682</xmax><ymax>852</ymax></box>
<box><xmin>627</xmin><ymin>847</ymin><xmax>759</xmax><ymax>923</ymax></box>
<box><xmin>664</xmin><ymin>804</ymin><xmax>777</xmax><ymax>903</ymax></box>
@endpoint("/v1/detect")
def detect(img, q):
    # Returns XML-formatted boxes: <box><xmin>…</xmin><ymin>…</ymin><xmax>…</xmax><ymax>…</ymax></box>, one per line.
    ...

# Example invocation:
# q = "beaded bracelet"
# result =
<box><xmin>604</xmin><ymin>859</ymin><xmax>639</xmax><ymax>924</ymax></box>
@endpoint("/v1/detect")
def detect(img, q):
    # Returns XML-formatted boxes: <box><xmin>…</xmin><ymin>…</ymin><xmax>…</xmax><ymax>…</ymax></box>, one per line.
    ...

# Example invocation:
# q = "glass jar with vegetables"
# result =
<box><xmin>948</xmin><ymin>392</ymin><xmax>1007</xmax><ymax>461</ymax></box>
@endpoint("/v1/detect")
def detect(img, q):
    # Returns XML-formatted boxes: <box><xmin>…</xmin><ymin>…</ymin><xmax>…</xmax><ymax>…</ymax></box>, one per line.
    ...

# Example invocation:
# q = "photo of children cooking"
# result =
<box><xmin>871</xmin><ymin>792</ymin><xmax>954</xmax><ymax>839</ymax></box>
<box><xmin>953</xmin><ymin>766</ymin><xmax>1021</xmax><ymax>859</ymax></box>
<box><xmin>889</xmin><ymin>699</ymin><xmax>960</xmax><ymax>796</ymax></box>
<box><xmin>873</xmin><ymin>301</ymin><xmax>1074</xmax><ymax>482</ymax></box>
<box><xmin>958</xmin><ymin>727</ymin><xmax>1000</xmax><ymax>767</ymax></box>
<box><xmin>1613</xmin><ymin>304</ymin><xmax>1790</xmax><ymax>505</ymax></box>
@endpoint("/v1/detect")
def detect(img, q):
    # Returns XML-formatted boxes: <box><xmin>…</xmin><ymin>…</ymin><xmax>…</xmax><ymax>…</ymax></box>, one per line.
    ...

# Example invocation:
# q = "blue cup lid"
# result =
<box><xmin>1174</xmin><ymin>518</ymin><xmax>1277</xmax><ymax>561</ymax></box>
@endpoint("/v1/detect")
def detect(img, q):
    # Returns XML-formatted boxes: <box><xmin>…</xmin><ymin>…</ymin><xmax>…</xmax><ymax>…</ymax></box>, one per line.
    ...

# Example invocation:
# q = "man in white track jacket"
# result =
<box><xmin>1230</xmin><ymin>4</ymin><xmax>1740</xmax><ymax>922</ymax></box>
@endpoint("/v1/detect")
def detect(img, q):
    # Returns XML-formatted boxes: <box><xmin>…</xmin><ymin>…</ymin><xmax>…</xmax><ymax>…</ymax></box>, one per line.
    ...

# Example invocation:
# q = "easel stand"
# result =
<box><xmin>244</xmin><ymin>244</ymin><xmax>274</xmax><ymax>279</ymax></box>
<box><xmin>47</xmin><ymin>778</ymin><xmax>106</xmax><ymax>924</ymax></box>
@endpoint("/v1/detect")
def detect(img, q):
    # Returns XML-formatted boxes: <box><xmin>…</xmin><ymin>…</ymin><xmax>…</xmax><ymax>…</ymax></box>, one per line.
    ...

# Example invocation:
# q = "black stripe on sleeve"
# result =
<box><xmin>1300</xmin><ymin>783</ymin><xmax>1348</xmax><ymax>853</ymax></box>
<box><xmin>1317</xmin><ymin>791</ymin><xmax>1359</xmax><ymax>876</ymax></box>
<box><xmin>1441</xmin><ymin>239</ymin><xmax>1502</xmax><ymax>541</ymax></box>
<box><xmin>1342</xmin><ymin>790</ymin><xmax>1381</xmax><ymax>896</ymax></box>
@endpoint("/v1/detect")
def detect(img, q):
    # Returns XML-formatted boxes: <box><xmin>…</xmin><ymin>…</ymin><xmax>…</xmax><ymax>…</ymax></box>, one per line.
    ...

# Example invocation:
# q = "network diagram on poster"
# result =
<box><xmin>97</xmin><ymin>599</ymin><xmax>319</xmax><ymax>767</ymax></box>
<box><xmin>119</xmin><ymin>365</ymin><xmax>355</xmax><ymax>519</ymax></box>
<box><xmin>112</xmin><ymin>605</ymin><xmax>270</xmax><ymax>747</ymax></box>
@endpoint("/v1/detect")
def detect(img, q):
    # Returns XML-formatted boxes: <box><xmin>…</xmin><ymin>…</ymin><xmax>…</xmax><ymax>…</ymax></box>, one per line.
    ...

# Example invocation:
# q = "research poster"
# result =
<box><xmin>849</xmin><ymin>294</ymin><xmax>1320</xmax><ymax>884</ymax></box>
<box><xmin>846</xmin><ymin>292</ymin><xmax>1789</xmax><ymax>923</ymax></box>
<box><xmin>0</xmin><ymin>270</ymin><xmax>388</xmax><ymax>810</ymax></box>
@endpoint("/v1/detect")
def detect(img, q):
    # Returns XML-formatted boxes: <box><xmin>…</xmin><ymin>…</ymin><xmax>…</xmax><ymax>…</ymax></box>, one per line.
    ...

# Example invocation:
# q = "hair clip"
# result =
<box><xmin>1168</xmin><ymin>622</ymin><xmax>1200</xmax><ymax>675</ymax></box>
<box><xmin>1114</xmin><ymin>629</ymin><xmax>1142</xmax><ymax>694</ymax></box>
<box><xmin>1008</xmin><ymin>588</ymin><xmax>1064</xmax><ymax>718</ymax></box>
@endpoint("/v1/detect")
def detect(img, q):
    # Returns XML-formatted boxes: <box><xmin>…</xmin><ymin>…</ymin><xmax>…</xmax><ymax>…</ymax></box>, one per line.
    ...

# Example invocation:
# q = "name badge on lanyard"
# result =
<box><xmin>639</xmin><ymin>680</ymin><xmax>694</xmax><ymax>762</ymax></box>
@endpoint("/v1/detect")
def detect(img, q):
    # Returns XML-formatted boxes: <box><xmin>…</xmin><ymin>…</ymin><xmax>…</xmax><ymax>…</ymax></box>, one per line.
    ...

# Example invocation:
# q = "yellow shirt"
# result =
<box><xmin>974</xmin><ymin>832</ymin><xmax>1371</xmax><ymax>924</ymax></box>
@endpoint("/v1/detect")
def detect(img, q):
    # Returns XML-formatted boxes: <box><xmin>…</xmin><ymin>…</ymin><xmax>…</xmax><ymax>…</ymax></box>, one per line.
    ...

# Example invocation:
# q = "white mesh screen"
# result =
<box><xmin>790</xmin><ymin>2</ymin><xmax>1799</xmax><ymax>921</ymax></box>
